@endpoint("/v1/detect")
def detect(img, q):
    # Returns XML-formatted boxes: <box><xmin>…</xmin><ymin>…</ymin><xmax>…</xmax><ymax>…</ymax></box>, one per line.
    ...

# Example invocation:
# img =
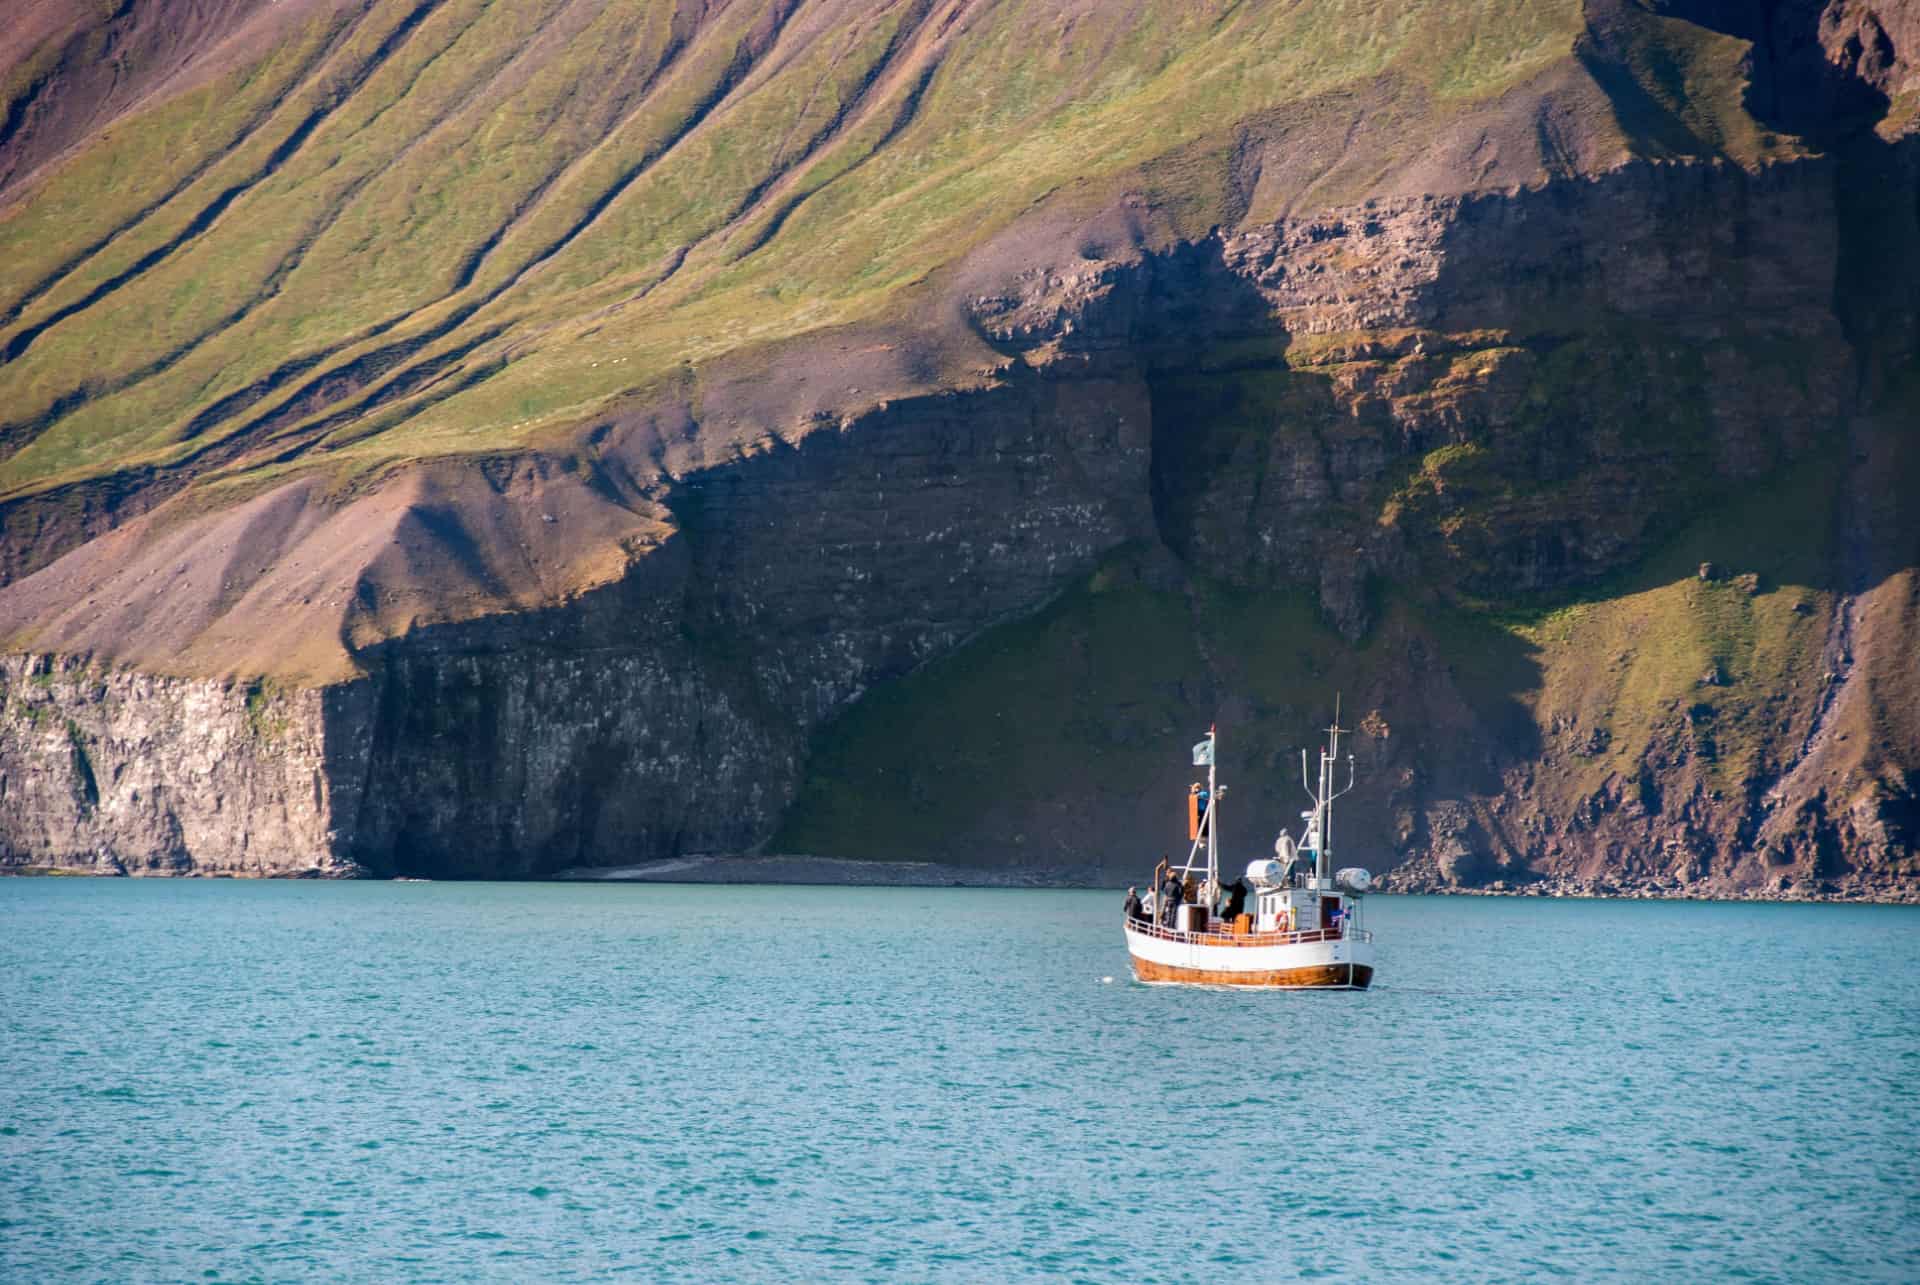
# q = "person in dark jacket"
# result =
<box><xmin>1123</xmin><ymin>886</ymin><xmax>1144</xmax><ymax>924</ymax></box>
<box><xmin>1159</xmin><ymin>872</ymin><xmax>1184</xmax><ymax>927</ymax></box>
<box><xmin>1224</xmin><ymin>876</ymin><xmax>1250</xmax><ymax>920</ymax></box>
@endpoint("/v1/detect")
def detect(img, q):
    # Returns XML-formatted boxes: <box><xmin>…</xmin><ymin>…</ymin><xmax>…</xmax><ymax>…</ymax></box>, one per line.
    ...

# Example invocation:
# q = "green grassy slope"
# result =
<box><xmin>0</xmin><ymin>0</ymin><xmax>1702</xmax><ymax>506</ymax></box>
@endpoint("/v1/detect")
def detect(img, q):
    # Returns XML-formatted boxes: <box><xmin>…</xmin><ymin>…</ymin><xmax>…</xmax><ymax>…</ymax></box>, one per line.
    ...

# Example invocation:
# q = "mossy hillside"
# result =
<box><xmin>236</xmin><ymin>0</ymin><xmax>1589</xmax><ymax>470</ymax></box>
<box><xmin>0</xmin><ymin>10</ymin><xmax>357</xmax><ymax>317</ymax></box>
<box><xmin>0</xmin><ymin>0</ymin><xmax>610</xmax><ymax>488</ymax></box>
<box><xmin>1376</xmin><ymin>325</ymin><xmax>1833</xmax><ymax>593</ymax></box>
<box><xmin>1462</xmin><ymin>455</ymin><xmax>1843</xmax><ymax>807</ymax></box>
<box><xmin>244</xmin><ymin>678</ymin><xmax>292</xmax><ymax>743</ymax></box>
<box><xmin>0</xmin><ymin>0</ymin><xmax>1672</xmax><ymax>504</ymax></box>
<box><xmin>1387</xmin><ymin>320</ymin><xmax>1846</xmax><ymax>807</ymax></box>
<box><xmin>775</xmin><ymin>554</ymin><xmax>1203</xmax><ymax>862</ymax></box>
<box><xmin>776</xmin><ymin>457</ymin><xmax>1846</xmax><ymax>865</ymax></box>
<box><xmin>1</xmin><ymin>0</ymin><xmax>459</xmax><ymax>357</ymax></box>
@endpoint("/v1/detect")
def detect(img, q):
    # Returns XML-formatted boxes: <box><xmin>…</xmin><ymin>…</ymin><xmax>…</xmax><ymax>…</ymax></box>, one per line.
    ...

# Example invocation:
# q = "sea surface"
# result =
<box><xmin>1</xmin><ymin>882</ymin><xmax>1915</xmax><ymax>1282</ymax></box>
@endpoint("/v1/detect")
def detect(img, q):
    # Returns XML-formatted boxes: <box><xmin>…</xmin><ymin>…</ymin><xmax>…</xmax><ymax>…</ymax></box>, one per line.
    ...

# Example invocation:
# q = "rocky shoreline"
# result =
<box><xmin>8</xmin><ymin>854</ymin><xmax>1914</xmax><ymax>905</ymax></box>
<box><xmin>1372</xmin><ymin>876</ymin><xmax>1920</xmax><ymax>906</ymax></box>
<box><xmin>567</xmin><ymin>859</ymin><xmax>1920</xmax><ymax>904</ymax></box>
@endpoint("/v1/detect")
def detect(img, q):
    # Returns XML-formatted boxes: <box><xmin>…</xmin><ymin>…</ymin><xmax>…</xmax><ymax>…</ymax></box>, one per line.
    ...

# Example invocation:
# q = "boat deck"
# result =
<box><xmin>1125</xmin><ymin>918</ymin><xmax>1373</xmax><ymax>949</ymax></box>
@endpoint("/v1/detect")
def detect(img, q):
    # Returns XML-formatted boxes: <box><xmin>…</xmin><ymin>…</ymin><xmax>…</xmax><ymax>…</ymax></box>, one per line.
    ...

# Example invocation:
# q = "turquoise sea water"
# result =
<box><xmin>1</xmin><ymin>882</ymin><xmax>1916</xmax><ymax>1282</ymax></box>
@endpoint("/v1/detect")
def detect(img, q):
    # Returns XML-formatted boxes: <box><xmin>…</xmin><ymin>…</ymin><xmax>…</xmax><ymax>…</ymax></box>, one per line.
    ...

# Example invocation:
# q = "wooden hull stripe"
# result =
<box><xmin>1129</xmin><ymin>957</ymin><xmax>1375</xmax><ymax>989</ymax></box>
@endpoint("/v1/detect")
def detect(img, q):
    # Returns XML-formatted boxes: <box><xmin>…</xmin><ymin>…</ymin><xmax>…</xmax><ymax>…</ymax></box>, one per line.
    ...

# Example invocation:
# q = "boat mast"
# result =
<box><xmin>1323</xmin><ymin>699</ymin><xmax>1337</xmax><ymax>882</ymax></box>
<box><xmin>1206</xmin><ymin>725</ymin><xmax>1218</xmax><ymax>889</ymax></box>
<box><xmin>1316</xmin><ymin>695</ymin><xmax>1354</xmax><ymax>885</ymax></box>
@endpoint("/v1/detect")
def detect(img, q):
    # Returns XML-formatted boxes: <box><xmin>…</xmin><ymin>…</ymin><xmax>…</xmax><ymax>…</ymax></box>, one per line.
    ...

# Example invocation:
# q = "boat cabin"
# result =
<box><xmin>1254</xmin><ymin>883</ymin><xmax>1343</xmax><ymax>935</ymax></box>
<box><xmin>1239</xmin><ymin>822</ymin><xmax>1360</xmax><ymax>937</ymax></box>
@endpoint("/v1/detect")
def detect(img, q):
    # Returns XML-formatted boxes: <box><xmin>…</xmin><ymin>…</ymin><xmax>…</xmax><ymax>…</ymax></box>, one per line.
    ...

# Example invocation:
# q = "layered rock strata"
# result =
<box><xmin>0</xmin><ymin>654</ymin><xmax>344</xmax><ymax>875</ymax></box>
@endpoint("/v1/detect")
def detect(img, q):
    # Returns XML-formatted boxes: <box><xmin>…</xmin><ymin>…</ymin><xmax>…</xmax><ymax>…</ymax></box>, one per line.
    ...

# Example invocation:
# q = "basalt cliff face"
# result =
<box><xmin>0</xmin><ymin>0</ymin><xmax>1915</xmax><ymax>896</ymax></box>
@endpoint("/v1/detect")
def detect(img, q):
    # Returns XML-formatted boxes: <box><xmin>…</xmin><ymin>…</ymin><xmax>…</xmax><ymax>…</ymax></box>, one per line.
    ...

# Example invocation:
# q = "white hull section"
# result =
<box><xmin>1124</xmin><ymin>921</ymin><xmax>1376</xmax><ymax>988</ymax></box>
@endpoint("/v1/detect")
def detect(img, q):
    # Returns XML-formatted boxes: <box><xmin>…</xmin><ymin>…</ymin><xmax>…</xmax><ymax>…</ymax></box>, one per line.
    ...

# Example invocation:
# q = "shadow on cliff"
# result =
<box><xmin>1428</xmin><ymin>0</ymin><xmax>1920</xmax><ymax>606</ymax></box>
<box><xmin>1612</xmin><ymin>0</ymin><xmax>1919</xmax><ymax>391</ymax></box>
<box><xmin>320</xmin><ymin>372</ymin><xmax>1159</xmax><ymax>878</ymax></box>
<box><xmin>319</xmin><ymin>531</ymin><xmax>734</xmax><ymax>880</ymax></box>
<box><xmin>322</xmin><ymin>232</ymin><xmax>1558</xmax><ymax>881</ymax></box>
<box><xmin>1129</xmin><ymin>239</ymin><xmax>1551</xmax><ymax>772</ymax></box>
<box><xmin>849</xmin><ymin>235</ymin><xmax>1554</xmax><ymax>874</ymax></box>
<box><xmin>1648</xmin><ymin>0</ymin><xmax>1894</xmax><ymax>145</ymax></box>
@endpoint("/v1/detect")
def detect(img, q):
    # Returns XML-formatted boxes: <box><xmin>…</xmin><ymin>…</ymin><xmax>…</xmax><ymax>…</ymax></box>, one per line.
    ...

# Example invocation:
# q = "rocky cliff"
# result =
<box><xmin>0</xmin><ymin>0</ymin><xmax>1915</xmax><ymax>895</ymax></box>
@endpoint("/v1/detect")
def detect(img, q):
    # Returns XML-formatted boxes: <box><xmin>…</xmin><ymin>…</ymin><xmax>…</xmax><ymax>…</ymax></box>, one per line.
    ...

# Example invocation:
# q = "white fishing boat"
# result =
<box><xmin>1123</xmin><ymin>711</ymin><xmax>1376</xmax><ymax>989</ymax></box>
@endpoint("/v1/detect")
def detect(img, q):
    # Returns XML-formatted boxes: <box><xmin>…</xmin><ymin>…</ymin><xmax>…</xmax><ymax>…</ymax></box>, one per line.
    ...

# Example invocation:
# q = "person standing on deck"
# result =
<box><xmin>1159</xmin><ymin>871</ymin><xmax>1184</xmax><ymax>928</ymax></box>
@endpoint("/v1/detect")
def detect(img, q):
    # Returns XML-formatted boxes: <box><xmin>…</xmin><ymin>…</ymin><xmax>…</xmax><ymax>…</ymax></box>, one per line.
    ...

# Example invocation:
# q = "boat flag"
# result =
<box><xmin>1192</xmin><ymin>737</ymin><xmax>1213</xmax><ymax>766</ymax></box>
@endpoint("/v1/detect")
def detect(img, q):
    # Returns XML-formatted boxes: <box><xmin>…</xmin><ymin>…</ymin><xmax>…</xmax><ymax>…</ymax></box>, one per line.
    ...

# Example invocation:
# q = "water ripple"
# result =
<box><xmin>1</xmin><ymin>883</ymin><xmax>1916</xmax><ymax>1281</ymax></box>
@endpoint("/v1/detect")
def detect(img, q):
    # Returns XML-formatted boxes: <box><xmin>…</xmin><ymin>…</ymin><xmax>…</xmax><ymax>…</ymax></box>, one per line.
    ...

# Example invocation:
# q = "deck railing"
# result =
<box><xmin>1125</xmin><ymin>917</ymin><xmax>1372</xmax><ymax>947</ymax></box>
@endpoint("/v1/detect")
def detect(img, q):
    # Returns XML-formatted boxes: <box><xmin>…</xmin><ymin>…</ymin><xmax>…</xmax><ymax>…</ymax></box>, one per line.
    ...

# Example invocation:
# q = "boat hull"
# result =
<box><xmin>1124</xmin><ymin>921</ymin><xmax>1375</xmax><ymax>989</ymax></box>
<box><xmin>1129</xmin><ymin>956</ymin><xmax>1374</xmax><ymax>988</ymax></box>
